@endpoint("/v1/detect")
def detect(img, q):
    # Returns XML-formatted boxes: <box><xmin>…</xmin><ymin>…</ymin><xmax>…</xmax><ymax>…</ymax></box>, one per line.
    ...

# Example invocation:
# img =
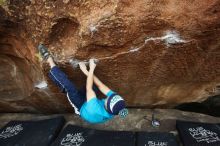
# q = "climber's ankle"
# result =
<box><xmin>47</xmin><ymin>56</ymin><xmax>56</xmax><ymax>68</ymax></box>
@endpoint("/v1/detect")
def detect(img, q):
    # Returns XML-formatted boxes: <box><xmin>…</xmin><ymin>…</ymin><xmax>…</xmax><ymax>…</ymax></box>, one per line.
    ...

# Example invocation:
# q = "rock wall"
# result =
<box><xmin>0</xmin><ymin>0</ymin><xmax>219</xmax><ymax>113</ymax></box>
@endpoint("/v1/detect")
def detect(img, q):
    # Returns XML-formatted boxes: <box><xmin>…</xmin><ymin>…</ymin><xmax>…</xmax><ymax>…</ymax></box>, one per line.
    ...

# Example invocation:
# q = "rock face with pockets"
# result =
<box><xmin>0</xmin><ymin>0</ymin><xmax>219</xmax><ymax>113</ymax></box>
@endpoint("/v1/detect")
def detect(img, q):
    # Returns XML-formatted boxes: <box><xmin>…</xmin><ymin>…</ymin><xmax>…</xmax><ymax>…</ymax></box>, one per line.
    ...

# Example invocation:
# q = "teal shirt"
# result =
<box><xmin>80</xmin><ymin>98</ymin><xmax>114</xmax><ymax>124</ymax></box>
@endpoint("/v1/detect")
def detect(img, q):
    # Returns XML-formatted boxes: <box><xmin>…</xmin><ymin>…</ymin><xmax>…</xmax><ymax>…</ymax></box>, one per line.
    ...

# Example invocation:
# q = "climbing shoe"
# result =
<box><xmin>38</xmin><ymin>44</ymin><xmax>50</xmax><ymax>60</ymax></box>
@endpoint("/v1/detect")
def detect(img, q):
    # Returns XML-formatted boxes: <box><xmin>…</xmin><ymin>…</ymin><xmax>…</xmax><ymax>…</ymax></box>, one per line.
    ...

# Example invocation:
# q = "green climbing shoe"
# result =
<box><xmin>37</xmin><ymin>44</ymin><xmax>50</xmax><ymax>60</ymax></box>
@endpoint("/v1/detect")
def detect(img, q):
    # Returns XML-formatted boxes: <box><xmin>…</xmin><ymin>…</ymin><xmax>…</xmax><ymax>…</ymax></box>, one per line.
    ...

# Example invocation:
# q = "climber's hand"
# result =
<box><xmin>79</xmin><ymin>62</ymin><xmax>88</xmax><ymax>75</ymax></box>
<box><xmin>89</xmin><ymin>59</ymin><xmax>96</xmax><ymax>70</ymax></box>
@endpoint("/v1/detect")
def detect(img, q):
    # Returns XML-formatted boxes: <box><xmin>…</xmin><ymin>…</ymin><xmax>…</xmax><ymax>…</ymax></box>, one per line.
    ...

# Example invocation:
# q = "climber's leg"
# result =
<box><xmin>49</xmin><ymin>65</ymin><xmax>86</xmax><ymax>115</ymax></box>
<box><xmin>38</xmin><ymin>44</ymin><xmax>85</xmax><ymax>114</ymax></box>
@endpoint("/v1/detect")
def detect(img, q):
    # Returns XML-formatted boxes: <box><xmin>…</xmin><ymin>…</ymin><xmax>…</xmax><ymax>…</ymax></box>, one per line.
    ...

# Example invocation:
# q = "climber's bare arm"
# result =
<box><xmin>93</xmin><ymin>76</ymin><xmax>110</xmax><ymax>95</ymax></box>
<box><xmin>79</xmin><ymin>62</ymin><xmax>111</xmax><ymax>95</ymax></box>
<box><xmin>86</xmin><ymin>59</ymin><xmax>96</xmax><ymax>101</ymax></box>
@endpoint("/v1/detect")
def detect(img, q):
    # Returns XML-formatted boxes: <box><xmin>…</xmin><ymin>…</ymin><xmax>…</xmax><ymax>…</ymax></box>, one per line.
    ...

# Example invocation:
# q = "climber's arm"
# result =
<box><xmin>93</xmin><ymin>75</ymin><xmax>111</xmax><ymax>95</ymax></box>
<box><xmin>79</xmin><ymin>62</ymin><xmax>111</xmax><ymax>96</ymax></box>
<box><xmin>86</xmin><ymin>60</ymin><xmax>96</xmax><ymax>101</ymax></box>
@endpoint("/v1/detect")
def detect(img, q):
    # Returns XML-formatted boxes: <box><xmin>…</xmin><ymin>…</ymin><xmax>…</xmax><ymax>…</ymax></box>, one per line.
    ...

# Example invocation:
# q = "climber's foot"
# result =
<box><xmin>38</xmin><ymin>44</ymin><xmax>50</xmax><ymax>61</ymax></box>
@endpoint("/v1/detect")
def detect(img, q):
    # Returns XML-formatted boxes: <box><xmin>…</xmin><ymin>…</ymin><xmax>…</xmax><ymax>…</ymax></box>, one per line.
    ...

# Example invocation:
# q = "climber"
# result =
<box><xmin>37</xmin><ymin>44</ymin><xmax>128</xmax><ymax>124</ymax></box>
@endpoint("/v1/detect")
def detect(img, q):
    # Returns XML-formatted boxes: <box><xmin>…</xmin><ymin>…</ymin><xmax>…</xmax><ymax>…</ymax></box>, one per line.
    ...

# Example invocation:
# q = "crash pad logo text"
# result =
<box><xmin>189</xmin><ymin>127</ymin><xmax>220</xmax><ymax>143</ymax></box>
<box><xmin>146</xmin><ymin>141</ymin><xmax>168</xmax><ymax>146</ymax></box>
<box><xmin>61</xmin><ymin>132</ymin><xmax>85</xmax><ymax>146</ymax></box>
<box><xmin>0</xmin><ymin>124</ymin><xmax>23</xmax><ymax>139</ymax></box>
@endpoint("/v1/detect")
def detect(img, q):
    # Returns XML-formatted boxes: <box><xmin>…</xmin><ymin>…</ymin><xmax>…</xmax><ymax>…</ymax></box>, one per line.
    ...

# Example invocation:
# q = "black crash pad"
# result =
<box><xmin>0</xmin><ymin>116</ymin><xmax>65</xmax><ymax>146</ymax></box>
<box><xmin>51</xmin><ymin>124</ymin><xmax>135</xmax><ymax>146</ymax></box>
<box><xmin>176</xmin><ymin>120</ymin><xmax>220</xmax><ymax>146</ymax></box>
<box><xmin>136</xmin><ymin>132</ymin><xmax>179</xmax><ymax>146</ymax></box>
